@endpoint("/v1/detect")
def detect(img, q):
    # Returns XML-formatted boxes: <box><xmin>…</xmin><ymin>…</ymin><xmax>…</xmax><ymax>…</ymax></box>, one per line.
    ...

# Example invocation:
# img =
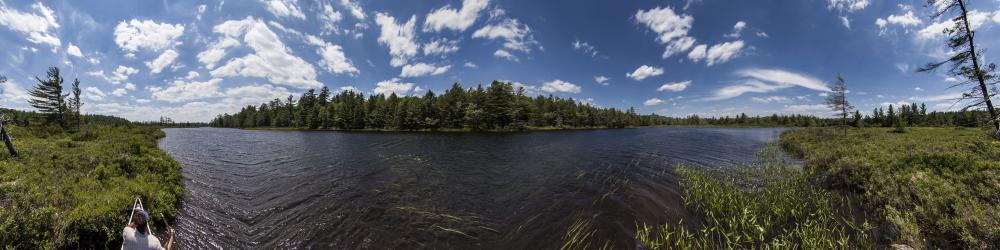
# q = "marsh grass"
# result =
<box><xmin>781</xmin><ymin>127</ymin><xmax>1000</xmax><ymax>249</ymax></box>
<box><xmin>0</xmin><ymin>125</ymin><xmax>182</xmax><ymax>249</ymax></box>
<box><xmin>635</xmin><ymin>146</ymin><xmax>875</xmax><ymax>249</ymax></box>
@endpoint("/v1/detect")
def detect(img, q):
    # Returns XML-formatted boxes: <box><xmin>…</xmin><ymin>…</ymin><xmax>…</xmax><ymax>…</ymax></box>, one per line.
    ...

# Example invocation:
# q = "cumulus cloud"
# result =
<box><xmin>400</xmin><ymin>63</ymin><xmax>451</xmax><ymax>77</ymax></box>
<box><xmin>572</xmin><ymin>40</ymin><xmax>599</xmax><ymax>57</ymax></box>
<box><xmin>634</xmin><ymin>6</ymin><xmax>696</xmax><ymax>58</ymax></box>
<box><xmin>261</xmin><ymin>0</ymin><xmax>306</xmax><ymax>20</ymax></box>
<box><xmin>657</xmin><ymin>80</ymin><xmax>691</xmax><ymax>92</ymax></box>
<box><xmin>751</xmin><ymin>96</ymin><xmax>791</xmax><ymax>104</ymax></box>
<box><xmin>0</xmin><ymin>2</ymin><xmax>61</xmax><ymax>50</ymax></box>
<box><xmin>626</xmin><ymin>65</ymin><xmax>664</xmax><ymax>81</ymax></box>
<box><xmin>424</xmin><ymin>38</ymin><xmax>460</xmax><ymax>56</ymax></box>
<box><xmin>84</xmin><ymin>86</ymin><xmax>106</xmax><ymax>101</ymax></box>
<box><xmin>305</xmin><ymin>35</ymin><xmax>359</xmax><ymax>75</ymax></box>
<box><xmin>110</xmin><ymin>65</ymin><xmax>139</xmax><ymax>84</ymax></box>
<box><xmin>917</xmin><ymin>10</ymin><xmax>988</xmax><ymax>41</ymax></box>
<box><xmin>594</xmin><ymin>75</ymin><xmax>609</xmax><ymax>85</ymax></box>
<box><xmin>375</xmin><ymin>12</ymin><xmax>419</xmax><ymax>67</ymax></box>
<box><xmin>708</xmin><ymin>68</ymin><xmax>829</xmax><ymax>100</ymax></box>
<box><xmin>724</xmin><ymin>21</ymin><xmax>747</xmax><ymax>38</ymax></box>
<box><xmin>206</xmin><ymin>17</ymin><xmax>321</xmax><ymax>88</ymax></box>
<box><xmin>424</xmin><ymin>0</ymin><xmax>489</xmax><ymax>32</ymax></box>
<box><xmin>340</xmin><ymin>0</ymin><xmax>366</xmax><ymax>20</ymax></box>
<box><xmin>318</xmin><ymin>4</ymin><xmax>343</xmax><ymax>34</ymax></box>
<box><xmin>87</xmin><ymin>85</ymin><xmax>292</xmax><ymax>122</ymax></box>
<box><xmin>644</xmin><ymin>98</ymin><xmax>664</xmax><ymax>106</ymax></box>
<box><xmin>784</xmin><ymin>104</ymin><xmax>829</xmax><ymax>113</ymax></box>
<box><xmin>826</xmin><ymin>0</ymin><xmax>870</xmax><ymax>12</ymax></box>
<box><xmin>493</xmin><ymin>49</ymin><xmax>518</xmax><ymax>61</ymax></box>
<box><xmin>463</xmin><ymin>62</ymin><xmax>478</xmax><ymax>68</ymax></box>
<box><xmin>473</xmin><ymin>16</ymin><xmax>540</xmax><ymax>57</ymax></box>
<box><xmin>197</xmin><ymin>37</ymin><xmax>240</xmax><ymax>69</ymax></box>
<box><xmin>197</xmin><ymin>4</ymin><xmax>207</xmax><ymax>20</ymax></box>
<box><xmin>66</xmin><ymin>43</ymin><xmax>83</xmax><ymax>57</ymax></box>
<box><xmin>146</xmin><ymin>49</ymin><xmax>179</xmax><ymax>74</ymax></box>
<box><xmin>876</xmin><ymin>10</ymin><xmax>922</xmax><ymax>35</ymax></box>
<box><xmin>688</xmin><ymin>41</ymin><xmax>744</xmax><ymax>66</ymax></box>
<box><xmin>541</xmin><ymin>79</ymin><xmax>581</xmax><ymax>93</ymax></box>
<box><xmin>113</xmin><ymin>19</ymin><xmax>185</xmax><ymax>52</ymax></box>
<box><xmin>150</xmin><ymin>78</ymin><xmax>223</xmax><ymax>102</ymax></box>
<box><xmin>373</xmin><ymin>78</ymin><xmax>415</xmax><ymax>96</ymax></box>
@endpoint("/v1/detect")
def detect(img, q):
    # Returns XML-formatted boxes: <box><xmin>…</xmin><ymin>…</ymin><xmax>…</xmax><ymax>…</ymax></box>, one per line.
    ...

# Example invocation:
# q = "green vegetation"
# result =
<box><xmin>781</xmin><ymin>127</ymin><xmax>1000</xmax><ymax>248</ymax></box>
<box><xmin>0</xmin><ymin>124</ymin><xmax>183</xmax><ymax>248</ymax></box>
<box><xmin>632</xmin><ymin>146</ymin><xmax>874</xmax><ymax>249</ymax></box>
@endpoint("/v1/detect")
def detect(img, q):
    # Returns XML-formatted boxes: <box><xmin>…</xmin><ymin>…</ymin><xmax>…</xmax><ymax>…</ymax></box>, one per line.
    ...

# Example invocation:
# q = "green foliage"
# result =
<box><xmin>780</xmin><ymin>127</ymin><xmax>1000</xmax><ymax>249</ymax></box>
<box><xmin>0</xmin><ymin>124</ymin><xmax>183</xmax><ymax>249</ymax></box>
<box><xmin>26</xmin><ymin>67</ymin><xmax>68</xmax><ymax>128</ymax></box>
<box><xmin>212</xmin><ymin>81</ymin><xmax>843</xmax><ymax>131</ymax></box>
<box><xmin>634</xmin><ymin>147</ymin><xmax>874</xmax><ymax>249</ymax></box>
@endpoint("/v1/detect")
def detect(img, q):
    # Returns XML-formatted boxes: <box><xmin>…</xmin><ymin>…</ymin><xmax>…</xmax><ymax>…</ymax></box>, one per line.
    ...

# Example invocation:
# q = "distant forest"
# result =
<box><xmin>209</xmin><ymin>81</ymin><xmax>991</xmax><ymax>131</ymax></box>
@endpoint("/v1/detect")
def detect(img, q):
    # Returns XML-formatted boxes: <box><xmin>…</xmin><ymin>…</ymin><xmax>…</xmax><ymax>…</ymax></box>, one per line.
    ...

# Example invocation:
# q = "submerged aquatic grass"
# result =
<box><xmin>635</xmin><ymin>146</ymin><xmax>875</xmax><ymax>249</ymax></box>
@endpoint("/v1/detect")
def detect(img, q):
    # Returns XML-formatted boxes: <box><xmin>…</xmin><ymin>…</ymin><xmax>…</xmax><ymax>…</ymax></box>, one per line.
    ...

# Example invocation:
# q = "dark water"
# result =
<box><xmin>158</xmin><ymin>127</ymin><xmax>785</xmax><ymax>249</ymax></box>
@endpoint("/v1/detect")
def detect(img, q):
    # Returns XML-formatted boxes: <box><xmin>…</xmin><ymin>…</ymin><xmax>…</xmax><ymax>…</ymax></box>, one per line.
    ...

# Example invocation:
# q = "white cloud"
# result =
<box><xmin>751</xmin><ymin>96</ymin><xmax>791</xmax><ymax>104</ymax></box>
<box><xmin>197</xmin><ymin>37</ymin><xmax>240</xmax><ymax>69</ymax></box>
<box><xmin>472</xmin><ymin>17</ymin><xmax>540</xmax><ymax>53</ymax></box>
<box><xmin>725</xmin><ymin>21</ymin><xmax>747</xmax><ymax>38</ymax></box>
<box><xmin>318</xmin><ymin>4</ymin><xmax>343</xmax><ymax>34</ymax></box>
<box><xmin>124</xmin><ymin>82</ymin><xmax>136</xmax><ymax>91</ymax></box>
<box><xmin>150</xmin><ymin>78</ymin><xmax>223</xmax><ymax>102</ymax></box>
<box><xmin>572</xmin><ymin>40</ymin><xmax>599</xmax><ymax>57</ymax></box>
<box><xmin>112</xmin><ymin>88</ymin><xmax>128</xmax><ymax>97</ymax></box>
<box><xmin>84</xmin><ymin>86</ymin><xmax>106</xmax><ymax>101</ymax></box>
<box><xmin>146</xmin><ymin>49</ymin><xmax>179</xmax><ymax>74</ymax></box>
<box><xmin>424</xmin><ymin>0</ymin><xmax>489</xmax><ymax>32</ymax></box>
<box><xmin>66</xmin><ymin>43</ymin><xmax>83</xmax><ymax>57</ymax></box>
<box><xmin>305</xmin><ymin>35</ymin><xmax>359</xmax><ymax>75</ymax></box>
<box><xmin>340</xmin><ymin>0</ymin><xmax>366</xmax><ymax>20</ymax></box>
<box><xmin>708</xmin><ymin>68</ymin><xmax>829</xmax><ymax>100</ymax></box>
<box><xmin>840</xmin><ymin>16</ymin><xmax>851</xmax><ymax>29</ymax></box>
<box><xmin>261</xmin><ymin>0</ymin><xmax>306</xmax><ymax>20</ymax></box>
<box><xmin>689</xmin><ymin>41</ymin><xmax>744</xmax><ymax>66</ymax></box>
<box><xmin>876</xmin><ymin>10</ymin><xmax>922</xmax><ymax>35</ymax></box>
<box><xmin>0</xmin><ymin>2</ymin><xmax>61</xmax><ymax>50</ymax></box>
<box><xmin>541</xmin><ymin>79</ymin><xmax>581</xmax><ymax>93</ymax></box>
<box><xmin>827</xmin><ymin>0</ymin><xmax>870</xmax><ymax>12</ymax></box>
<box><xmin>197</xmin><ymin>5</ymin><xmax>207</xmax><ymax>20</ymax></box>
<box><xmin>110</xmin><ymin>65</ymin><xmax>139</xmax><ymax>84</ymax></box>
<box><xmin>634</xmin><ymin>6</ymin><xmax>695</xmax><ymax>59</ymax></box>
<box><xmin>917</xmin><ymin>10</ymin><xmax>988</xmax><ymax>41</ymax></box>
<box><xmin>657</xmin><ymin>80</ymin><xmax>691</xmax><ymax>92</ymax></box>
<box><xmin>784</xmin><ymin>104</ymin><xmax>829</xmax><ymax>113</ymax></box>
<box><xmin>423</xmin><ymin>38</ymin><xmax>460</xmax><ymax>56</ymax></box>
<box><xmin>207</xmin><ymin>17</ymin><xmax>321</xmax><ymax>89</ymax></box>
<box><xmin>644</xmin><ymin>98</ymin><xmax>664</xmax><ymax>106</ymax></box>
<box><xmin>493</xmin><ymin>49</ymin><xmax>518</xmax><ymax>61</ymax></box>
<box><xmin>463</xmin><ymin>62</ymin><xmax>478</xmax><ymax>68</ymax></box>
<box><xmin>400</xmin><ymin>63</ymin><xmax>451</xmax><ymax>77</ymax></box>
<box><xmin>909</xmin><ymin>92</ymin><xmax>961</xmax><ymax>102</ymax></box>
<box><xmin>185</xmin><ymin>71</ymin><xmax>200</xmax><ymax>79</ymax></box>
<box><xmin>113</xmin><ymin>19</ymin><xmax>185</xmax><ymax>52</ymax></box>
<box><xmin>373</xmin><ymin>78</ymin><xmax>415</xmax><ymax>96</ymax></box>
<box><xmin>594</xmin><ymin>75</ymin><xmax>609</xmax><ymax>85</ymax></box>
<box><xmin>914</xmin><ymin>87</ymin><xmax>923</xmax><ymax>91</ymax></box>
<box><xmin>626</xmin><ymin>65</ymin><xmax>664</xmax><ymax>81</ymax></box>
<box><xmin>338</xmin><ymin>86</ymin><xmax>361</xmax><ymax>93</ymax></box>
<box><xmin>375</xmin><ymin>12</ymin><xmax>419</xmax><ymax>67</ymax></box>
<box><xmin>86</xmin><ymin>84</ymin><xmax>292</xmax><ymax>122</ymax></box>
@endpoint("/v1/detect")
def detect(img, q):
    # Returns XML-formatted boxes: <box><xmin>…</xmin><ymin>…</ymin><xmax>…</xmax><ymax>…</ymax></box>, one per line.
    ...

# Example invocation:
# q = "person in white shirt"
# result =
<box><xmin>122</xmin><ymin>208</ymin><xmax>174</xmax><ymax>250</ymax></box>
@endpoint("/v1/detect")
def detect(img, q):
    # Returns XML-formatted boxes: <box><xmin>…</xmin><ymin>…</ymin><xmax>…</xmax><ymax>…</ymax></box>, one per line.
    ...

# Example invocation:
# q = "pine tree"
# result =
<box><xmin>824</xmin><ymin>73</ymin><xmax>853</xmax><ymax>134</ymax></box>
<box><xmin>28</xmin><ymin>67</ymin><xmax>68</xmax><ymax>128</ymax></box>
<box><xmin>919</xmin><ymin>0</ymin><xmax>1000</xmax><ymax>135</ymax></box>
<box><xmin>70</xmin><ymin>78</ymin><xmax>83</xmax><ymax>129</ymax></box>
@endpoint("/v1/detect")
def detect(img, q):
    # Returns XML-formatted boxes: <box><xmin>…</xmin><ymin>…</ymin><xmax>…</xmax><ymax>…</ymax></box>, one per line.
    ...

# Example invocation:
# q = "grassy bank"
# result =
<box><xmin>633</xmin><ymin>146</ymin><xmax>874</xmax><ymax>249</ymax></box>
<box><xmin>0</xmin><ymin>125</ymin><xmax>183</xmax><ymax>248</ymax></box>
<box><xmin>780</xmin><ymin>127</ymin><xmax>1000</xmax><ymax>248</ymax></box>
<box><xmin>244</xmin><ymin>125</ymin><xmax>632</xmax><ymax>133</ymax></box>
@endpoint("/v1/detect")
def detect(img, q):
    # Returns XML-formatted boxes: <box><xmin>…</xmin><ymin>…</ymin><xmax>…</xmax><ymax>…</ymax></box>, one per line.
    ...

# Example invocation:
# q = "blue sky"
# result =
<box><xmin>1</xmin><ymin>0</ymin><xmax>999</xmax><ymax>122</ymax></box>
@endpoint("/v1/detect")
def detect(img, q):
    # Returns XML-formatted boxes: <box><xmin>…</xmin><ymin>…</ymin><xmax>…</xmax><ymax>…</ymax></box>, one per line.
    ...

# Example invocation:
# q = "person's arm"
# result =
<box><xmin>164</xmin><ymin>225</ymin><xmax>174</xmax><ymax>250</ymax></box>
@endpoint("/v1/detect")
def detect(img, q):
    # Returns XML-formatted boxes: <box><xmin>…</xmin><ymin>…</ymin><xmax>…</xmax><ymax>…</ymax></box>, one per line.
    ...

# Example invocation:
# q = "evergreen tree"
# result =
<box><xmin>824</xmin><ymin>73</ymin><xmax>853</xmax><ymax>134</ymax></box>
<box><xmin>919</xmin><ymin>0</ymin><xmax>1000</xmax><ymax>135</ymax></box>
<box><xmin>70</xmin><ymin>78</ymin><xmax>83</xmax><ymax>129</ymax></box>
<box><xmin>27</xmin><ymin>67</ymin><xmax>68</xmax><ymax>128</ymax></box>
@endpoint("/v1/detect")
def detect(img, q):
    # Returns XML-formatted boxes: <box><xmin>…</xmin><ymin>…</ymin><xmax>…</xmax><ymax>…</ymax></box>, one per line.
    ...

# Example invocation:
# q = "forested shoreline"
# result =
<box><xmin>210</xmin><ymin>80</ymin><xmax>993</xmax><ymax>131</ymax></box>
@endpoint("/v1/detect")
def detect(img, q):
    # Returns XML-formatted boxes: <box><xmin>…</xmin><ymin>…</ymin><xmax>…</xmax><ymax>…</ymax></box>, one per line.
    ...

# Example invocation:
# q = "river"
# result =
<box><xmin>157</xmin><ymin>127</ymin><xmax>785</xmax><ymax>249</ymax></box>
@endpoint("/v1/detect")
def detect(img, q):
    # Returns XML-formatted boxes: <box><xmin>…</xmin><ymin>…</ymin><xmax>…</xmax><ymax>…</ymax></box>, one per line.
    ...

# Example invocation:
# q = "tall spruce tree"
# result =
<box><xmin>824</xmin><ymin>73</ymin><xmax>853</xmax><ymax>134</ymax></box>
<box><xmin>28</xmin><ymin>67</ymin><xmax>68</xmax><ymax>128</ymax></box>
<box><xmin>70</xmin><ymin>78</ymin><xmax>83</xmax><ymax>129</ymax></box>
<box><xmin>919</xmin><ymin>0</ymin><xmax>1000</xmax><ymax>134</ymax></box>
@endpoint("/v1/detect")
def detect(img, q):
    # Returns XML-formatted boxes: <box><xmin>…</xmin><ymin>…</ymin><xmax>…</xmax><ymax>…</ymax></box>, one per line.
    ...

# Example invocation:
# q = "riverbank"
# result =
<box><xmin>628</xmin><ymin>127</ymin><xmax>999</xmax><ymax>249</ymax></box>
<box><xmin>0</xmin><ymin>125</ymin><xmax>183</xmax><ymax>248</ymax></box>
<box><xmin>243</xmin><ymin>125</ymin><xmax>636</xmax><ymax>133</ymax></box>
